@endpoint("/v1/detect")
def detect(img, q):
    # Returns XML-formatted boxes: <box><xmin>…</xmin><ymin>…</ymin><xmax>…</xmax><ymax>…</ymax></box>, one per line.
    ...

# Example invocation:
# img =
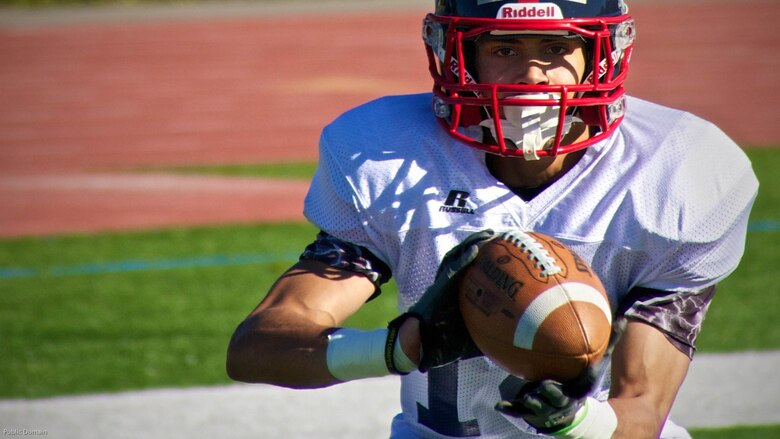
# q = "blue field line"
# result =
<box><xmin>747</xmin><ymin>220</ymin><xmax>780</xmax><ymax>233</ymax></box>
<box><xmin>0</xmin><ymin>252</ymin><xmax>300</xmax><ymax>280</ymax></box>
<box><xmin>1</xmin><ymin>220</ymin><xmax>778</xmax><ymax>281</ymax></box>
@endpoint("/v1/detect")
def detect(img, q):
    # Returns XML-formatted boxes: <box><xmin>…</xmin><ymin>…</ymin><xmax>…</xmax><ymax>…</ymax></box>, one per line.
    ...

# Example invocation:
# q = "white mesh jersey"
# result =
<box><xmin>303</xmin><ymin>93</ymin><xmax>758</xmax><ymax>438</ymax></box>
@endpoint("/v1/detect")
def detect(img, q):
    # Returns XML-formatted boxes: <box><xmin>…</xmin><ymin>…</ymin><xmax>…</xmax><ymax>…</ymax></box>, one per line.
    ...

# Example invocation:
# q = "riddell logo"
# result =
<box><xmin>440</xmin><ymin>190</ymin><xmax>476</xmax><ymax>214</ymax></box>
<box><xmin>497</xmin><ymin>3</ymin><xmax>564</xmax><ymax>19</ymax></box>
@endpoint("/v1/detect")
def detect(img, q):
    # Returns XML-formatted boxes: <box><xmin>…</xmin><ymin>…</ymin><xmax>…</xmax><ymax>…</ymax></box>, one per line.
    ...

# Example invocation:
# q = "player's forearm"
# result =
<box><xmin>226</xmin><ymin>308</ymin><xmax>338</xmax><ymax>389</ymax></box>
<box><xmin>606</xmin><ymin>322</ymin><xmax>690</xmax><ymax>438</ymax></box>
<box><xmin>608</xmin><ymin>395</ymin><xmax>668</xmax><ymax>439</ymax></box>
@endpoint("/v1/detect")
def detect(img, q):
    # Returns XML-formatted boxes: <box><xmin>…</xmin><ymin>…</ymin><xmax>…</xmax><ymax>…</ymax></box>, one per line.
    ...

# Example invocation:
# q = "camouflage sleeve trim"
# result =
<box><xmin>299</xmin><ymin>231</ymin><xmax>392</xmax><ymax>301</ymax></box>
<box><xmin>618</xmin><ymin>285</ymin><xmax>717</xmax><ymax>359</ymax></box>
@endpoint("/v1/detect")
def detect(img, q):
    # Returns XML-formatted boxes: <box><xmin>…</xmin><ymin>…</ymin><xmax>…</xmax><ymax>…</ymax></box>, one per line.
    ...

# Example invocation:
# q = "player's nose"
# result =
<box><xmin>515</xmin><ymin>62</ymin><xmax>549</xmax><ymax>85</ymax></box>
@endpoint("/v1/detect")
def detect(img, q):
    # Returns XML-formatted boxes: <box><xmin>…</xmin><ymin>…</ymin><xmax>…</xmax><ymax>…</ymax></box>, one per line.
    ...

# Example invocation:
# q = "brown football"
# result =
<box><xmin>458</xmin><ymin>231</ymin><xmax>612</xmax><ymax>381</ymax></box>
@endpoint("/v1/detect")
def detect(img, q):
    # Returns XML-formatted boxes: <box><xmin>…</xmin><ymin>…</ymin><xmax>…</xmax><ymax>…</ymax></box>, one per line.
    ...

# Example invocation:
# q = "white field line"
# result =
<box><xmin>0</xmin><ymin>351</ymin><xmax>778</xmax><ymax>439</ymax></box>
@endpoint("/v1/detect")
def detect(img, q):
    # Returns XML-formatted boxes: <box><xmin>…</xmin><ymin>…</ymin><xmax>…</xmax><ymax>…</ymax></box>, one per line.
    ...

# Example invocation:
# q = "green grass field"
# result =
<box><xmin>690</xmin><ymin>425</ymin><xmax>780</xmax><ymax>439</ymax></box>
<box><xmin>0</xmin><ymin>149</ymin><xmax>777</xmax><ymax>437</ymax></box>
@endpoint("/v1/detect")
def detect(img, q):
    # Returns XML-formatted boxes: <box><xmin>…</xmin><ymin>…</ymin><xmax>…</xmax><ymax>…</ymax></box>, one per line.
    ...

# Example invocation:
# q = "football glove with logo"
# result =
<box><xmin>495</xmin><ymin>320</ymin><xmax>626</xmax><ymax>437</ymax></box>
<box><xmin>495</xmin><ymin>372</ymin><xmax>596</xmax><ymax>434</ymax></box>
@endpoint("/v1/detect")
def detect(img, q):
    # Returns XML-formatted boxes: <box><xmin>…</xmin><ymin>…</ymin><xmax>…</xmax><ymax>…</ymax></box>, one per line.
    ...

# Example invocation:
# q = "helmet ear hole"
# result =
<box><xmin>461</xmin><ymin>105</ymin><xmax>485</xmax><ymax>128</ymax></box>
<box><xmin>578</xmin><ymin>106</ymin><xmax>602</xmax><ymax>127</ymax></box>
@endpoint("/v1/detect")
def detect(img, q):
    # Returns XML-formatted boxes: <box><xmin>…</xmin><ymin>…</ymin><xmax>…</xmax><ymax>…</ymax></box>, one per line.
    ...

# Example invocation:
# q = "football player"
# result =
<box><xmin>227</xmin><ymin>1</ymin><xmax>758</xmax><ymax>438</ymax></box>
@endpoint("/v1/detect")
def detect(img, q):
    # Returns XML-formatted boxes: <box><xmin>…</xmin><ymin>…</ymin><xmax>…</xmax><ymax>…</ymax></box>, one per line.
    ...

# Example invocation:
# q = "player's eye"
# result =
<box><xmin>545</xmin><ymin>45</ymin><xmax>571</xmax><ymax>56</ymax></box>
<box><xmin>493</xmin><ymin>47</ymin><xmax>517</xmax><ymax>57</ymax></box>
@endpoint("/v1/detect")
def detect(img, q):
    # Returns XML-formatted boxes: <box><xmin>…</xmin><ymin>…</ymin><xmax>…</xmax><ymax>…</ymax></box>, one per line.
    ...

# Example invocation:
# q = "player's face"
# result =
<box><xmin>474</xmin><ymin>35</ymin><xmax>587</xmax><ymax>90</ymax></box>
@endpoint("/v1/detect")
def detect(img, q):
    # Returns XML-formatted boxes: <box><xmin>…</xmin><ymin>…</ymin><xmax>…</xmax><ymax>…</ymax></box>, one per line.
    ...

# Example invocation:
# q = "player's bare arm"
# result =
<box><xmin>608</xmin><ymin>320</ymin><xmax>691</xmax><ymax>438</ymax></box>
<box><xmin>226</xmin><ymin>259</ymin><xmax>377</xmax><ymax>388</ymax></box>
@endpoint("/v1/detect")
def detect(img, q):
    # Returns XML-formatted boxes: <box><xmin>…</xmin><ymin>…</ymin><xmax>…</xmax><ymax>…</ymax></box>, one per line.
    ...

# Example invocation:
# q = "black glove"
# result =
<box><xmin>396</xmin><ymin>229</ymin><xmax>495</xmax><ymax>372</ymax></box>
<box><xmin>495</xmin><ymin>373</ymin><xmax>595</xmax><ymax>433</ymax></box>
<box><xmin>495</xmin><ymin>320</ymin><xmax>626</xmax><ymax>433</ymax></box>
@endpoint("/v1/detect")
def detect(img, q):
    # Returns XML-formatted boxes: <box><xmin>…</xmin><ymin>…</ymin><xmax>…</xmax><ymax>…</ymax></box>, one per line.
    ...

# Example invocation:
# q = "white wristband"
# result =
<box><xmin>325</xmin><ymin>328</ymin><xmax>391</xmax><ymax>382</ymax></box>
<box><xmin>391</xmin><ymin>335</ymin><xmax>418</xmax><ymax>374</ymax></box>
<box><xmin>553</xmin><ymin>397</ymin><xmax>618</xmax><ymax>439</ymax></box>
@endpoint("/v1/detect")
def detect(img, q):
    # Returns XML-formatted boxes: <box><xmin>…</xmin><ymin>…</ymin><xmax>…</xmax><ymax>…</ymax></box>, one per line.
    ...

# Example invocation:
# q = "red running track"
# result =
<box><xmin>0</xmin><ymin>1</ymin><xmax>777</xmax><ymax>236</ymax></box>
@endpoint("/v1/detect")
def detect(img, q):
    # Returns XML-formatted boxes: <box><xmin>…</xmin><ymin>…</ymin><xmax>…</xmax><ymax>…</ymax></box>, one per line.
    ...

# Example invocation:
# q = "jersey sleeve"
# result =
<box><xmin>302</xmin><ymin>117</ymin><xmax>391</xmax><ymax>272</ymax></box>
<box><xmin>300</xmin><ymin>230</ymin><xmax>392</xmax><ymax>300</ymax></box>
<box><xmin>619</xmin><ymin>286</ymin><xmax>716</xmax><ymax>358</ymax></box>
<box><xmin>637</xmin><ymin>120</ymin><xmax>759</xmax><ymax>293</ymax></box>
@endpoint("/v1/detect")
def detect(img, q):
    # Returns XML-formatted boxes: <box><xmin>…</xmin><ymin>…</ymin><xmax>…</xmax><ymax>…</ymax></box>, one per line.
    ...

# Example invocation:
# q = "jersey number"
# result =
<box><xmin>417</xmin><ymin>363</ymin><xmax>528</xmax><ymax>437</ymax></box>
<box><xmin>417</xmin><ymin>363</ymin><xmax>481</xmax><ymax>437</ymax></box>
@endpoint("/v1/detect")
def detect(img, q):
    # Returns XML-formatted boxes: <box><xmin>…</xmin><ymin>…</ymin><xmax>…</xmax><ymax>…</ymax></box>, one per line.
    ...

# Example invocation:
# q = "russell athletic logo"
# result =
<box><xmin>440</xmin><ymin>190</ymin><xmax>476</xmax><ymax>214</ymax></box>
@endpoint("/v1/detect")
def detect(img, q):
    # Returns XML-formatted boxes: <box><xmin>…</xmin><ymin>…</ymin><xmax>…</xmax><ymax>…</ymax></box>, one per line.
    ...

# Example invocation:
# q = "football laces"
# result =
<box><xmin>498</xmin><ymin>231</ymin><xmax>562</xmax><ymax>276</ymax></box>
